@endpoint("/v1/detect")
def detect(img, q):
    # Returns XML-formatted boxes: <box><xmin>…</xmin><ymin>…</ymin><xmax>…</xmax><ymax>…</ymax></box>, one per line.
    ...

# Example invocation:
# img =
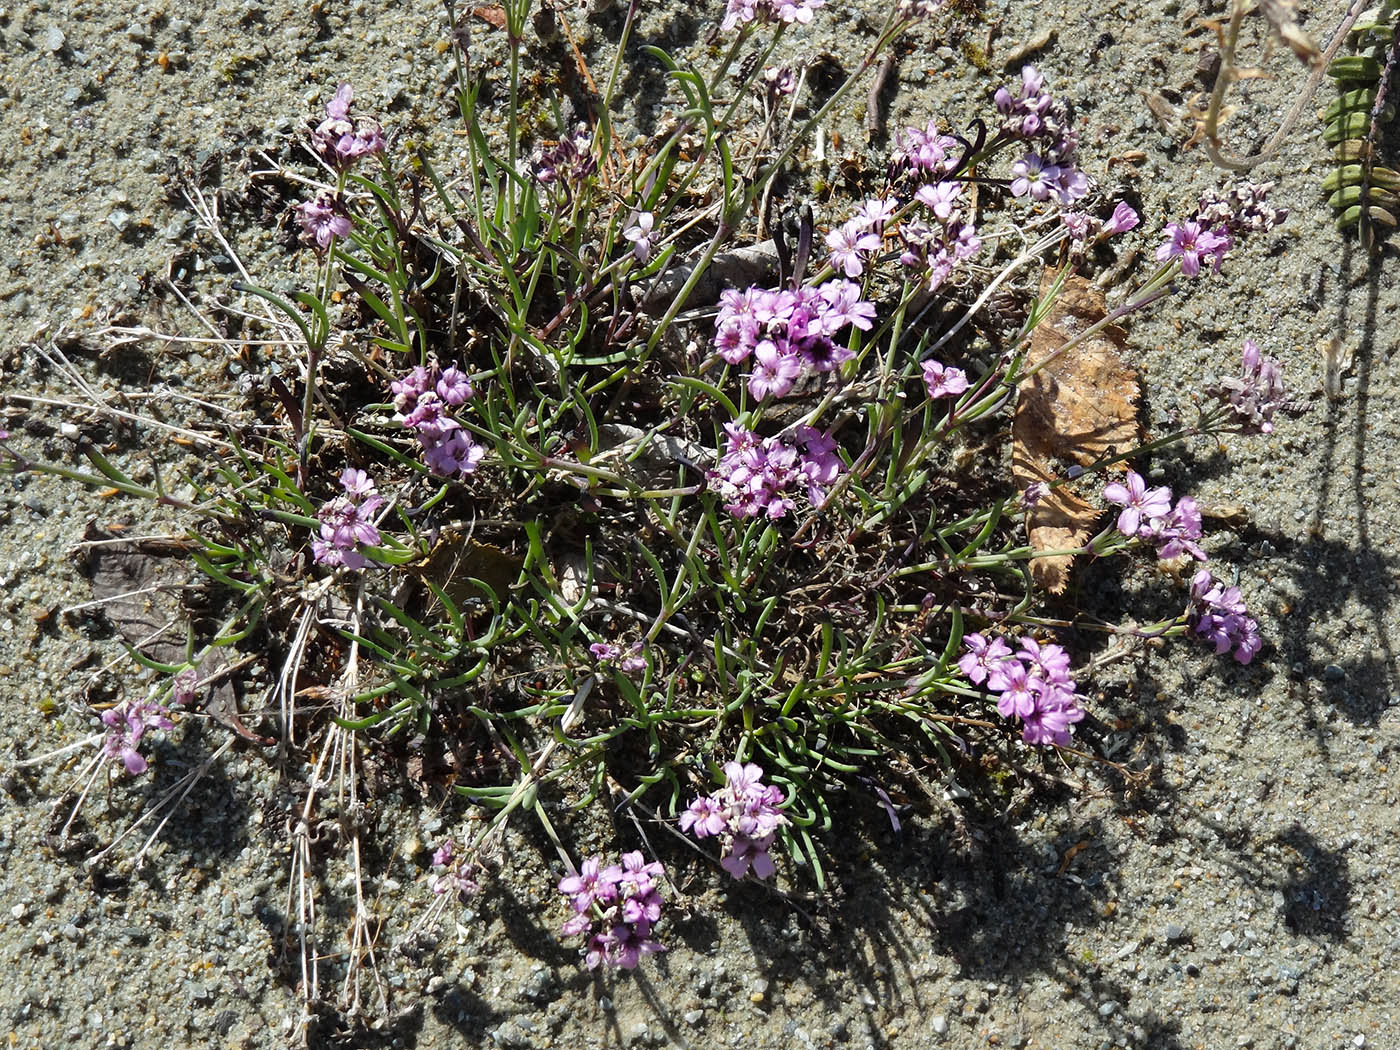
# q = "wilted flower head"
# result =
<box><xmin>1196</xmin><ymin>180</ymin><xmax>1287</xmax><ymax>238</ymax></box>
<box><xmin>532</xmin><ymin>125</ymin><xmax>596</xmax><ymax>192</ymax></box>
<box><xmin>1207</xmin><ymin>339</ymin><xmax>1303</xmax><ymax>435</ymax></box>
<box><xmin>99</xmin><ymin>693</ymin><xmax>177</xmax><ymax>775</ymax></box>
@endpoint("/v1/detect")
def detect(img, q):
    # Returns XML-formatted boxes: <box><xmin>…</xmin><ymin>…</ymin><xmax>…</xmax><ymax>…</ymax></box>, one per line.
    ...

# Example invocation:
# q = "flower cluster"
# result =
<box><xmin>100</xmin><ymin>690</ymin><xmax>180</xmax><ymax>776</ymax></box>
<box><xmin>558</xmin><ymin>852</ymin><xmax>666</xmax><ymax>970</ymax></box>
<box><xmin>311</xmin><ymin>83</ymin><xmax>385</xmax><ymax>166</ymax></box>
<box><xmin>312</xmin><ymin>468</ymin><xmax>385</xmax><ymax>570</ymax></box>
<box><xmin>679</xmin><ymin>761</ymin><xmax>789</xmax><ymax>880</ymax></box>
<box><xmin>429</xmin><ymin>839</ymin><xmax>482</xmax><ymax>899</ymax></box>
<box><xmin>390</xmin><ymin>362</ymin><xmax>485</xmax><ymax>478</ymax></box>
<box><xmin>713</xmin><ymin>280</ymin><xmax>875</xmax><ymax>398</ymax></box>
<box><xmin>1187</xmin><ymin>570</ymin><xmax>1262</xmax><ymax>664</ymax></box>
<box><xmin>590</xmin><ymin>641</ymin><xmax>647</xmax><ymax>673</ymax></box>
<box><xmin>1103</xmin><ymin>471</ymin><xmax>1205</xmax><ymax>562</ymax></box>
<box><xmin>532</xmin><ymin>125</ymin><xmax>596</xmax><ymax>196</ymax></box>
<box><xmin>708</xmin><ymin>423</ymin><xmax>844</xmax><ymax>519</ymax></box>
<box><xmin>1207</xmin><ymin>339</ymin><xmax>1300</xmax><ymax>435</ymax></box>
<box><xmin>958</xmin><ymin>634</ymin><xmax>1086</xmax><ymax>746</ymax></box>
<box><xmin>720</xmin><ymin>0</ymin><xmax>824</xmax><ymax>32</ymax></box>
<box><xmin>1196</xmin><ymin>181</ymin><xmax>1288</xmax><ymax>239</ymax></box>
<box><xmin>996</xmin><ymin>66</ymin><xmax>1089</xmax><ymax>206</ymax></box>
<box><xmin>884</xmin><ymin>122</ymin><xmax>984</xmax><ymax>290</ymax></box>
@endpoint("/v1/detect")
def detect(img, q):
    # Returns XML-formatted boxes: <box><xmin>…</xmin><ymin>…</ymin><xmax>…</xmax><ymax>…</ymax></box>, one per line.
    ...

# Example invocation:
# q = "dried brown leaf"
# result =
<box><xmin>472</xmin><ymin>5</ymin><xmax>507</xmax><ymax>30</ymax></box>
<box><xmin>1012</xmin><ymin>274</ymin><xmax>1140</xmax><ymax>593</ymax></box>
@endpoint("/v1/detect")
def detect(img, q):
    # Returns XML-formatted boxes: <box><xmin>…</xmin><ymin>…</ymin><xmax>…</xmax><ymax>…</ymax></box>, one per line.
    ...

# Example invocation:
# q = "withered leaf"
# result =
<box><xmin>1012</xmin><ymin>274</ymin><xmax>1140</xmax><ymax>593</ymax></box>
<box><xmin>472</xmin><ymin>5</ymin><xmax>507</xmax><ymax>30</ymax></box>
<box><xmin>82</xmin><ymin>524</ymin><xmax>270</xmax><ymax>744</ymax></box>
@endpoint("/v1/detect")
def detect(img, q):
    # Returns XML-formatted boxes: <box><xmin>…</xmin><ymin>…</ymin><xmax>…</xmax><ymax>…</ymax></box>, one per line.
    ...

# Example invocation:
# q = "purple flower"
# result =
<box><xmin>989</xmin><ymin>659</ymin><xmax>1038</xmax><ymax>719</ymax></box>
<box><xmin>818</xmin><ymin>280</ymin><xmax>876</xmax><ymax>333</ymax></box>
<box><xmin>294</xmin><ymin>196</ymin><xmax>351</xmax><ymax>251</ymax></box>
<box><xmin>961</xmin><ymin>632</ymin><xmax>1086</xmax><ymax>746</ymax></box>
<box><xmin>559</xmin><ymin>855</ymin><xmax>614</xmax><ymax>913</ymax></box>
<box><xmin>422</xmin><ymin>430</ymin><xmax>486</xmax><ymax>478</ymax></box>
<box><xmin>1156</xmin><ymin>221</ymin><xmax>1230</xmax><ymax>277</ymax></box>
<box><xmin>431</xmin><ymin>839</ymin><xmax>455</xmax><ymax>868</ymax></box>
<box><xmin>1010</xmin><ymin>152</ymin><xmax>1057</xmax><ymax>201</ymax></box>
<box><xmin>720</xmin><ymin>832</ymin><xmax>779</xmax><ymax>880</ymax></box>
<box><xmin>99</xmin><ymin>695</ymin><xmax>176</xmax><ymax>775</ymax></box>
<box><xmin>312</xmin><ymin>82</ymin><xmax>386</xmax><ymax>166</ymax></box>
<box><xmin>956</xmin><ymin>633</ymin><xmax>1013</xmax><ymax>685</ymax></box>
<box><xmin>921</xmin><ymin>359</ymin><xmax>969</xmax><ymax>400</ymax></box>
<box><xmin>826</xmin><ymin>219</ymin><xmax>881</xmax><ymax>278</ymax></box>
<box><xmin>897</xmin><ymin>121</ymin><xmax>960</xmax><ymax>175</ymax></box>
<box><xmin>1108</xmin><ymin>201</ymin><xmax>1140</xmax><ymax>234</ymax></box>
<box><xmin>679</xmin><ymin>795</ymin><xmax>727</xmax><ymax>838</ymax></box>
<box><xmin>591</xmin><ymin>641</ymin><xmax>647</xmax><ymax>674</ymax></box>
<box><xmin>1187</xmin><ymin>569</ymin><xmax>1262</xmax><ymax>664</ymax></box>
<box><xmin>747</xmin><ymin>340</ymin><xmax>802</xmax><ymax>400</ymax></box>
<box><xmin>559</xmin><ymin>852</ymin><xmax>666</xmax><ymax>970</ymax></box>
<box><xmin>312</xmin><ymin>469</ymin><xmax>386</xmax><ymax>570</ymax></box>
<box><xmin>1103</xmin><ymin>470</ymin><xmax>1173</xmax><ymax>536</ymax></box>
<box><xmin>720</xmin><ymin>0</ymin><xmax>823</xmax><ymax>30</ymax></box>
<box><xmin>852</xmin><ymin>196</ymin><xmax>897</xmax><ymax>232</ymax></box>
<box><xmin>708</xmin><ymin>423</ymin><xmax>847</xmax><ymax>519</ymax></box>
<box><xmin>436</xmin><ymin>366</ymin><xmax>475</xmax><ymax>405</ymax></box>
<box><xmin>1142</xmin><ymin>495</ymin><xmax>1207</xmax><ymax>562</ymax></box>
<box><xmin>916</xmin><ymin>181</ymin><xmax>963</xmax><ymax>221</ymax></box>
<box><xmin>623</xmin><ymin>211</ymin><xmax>655</xmax><ymax>264</ymax></box>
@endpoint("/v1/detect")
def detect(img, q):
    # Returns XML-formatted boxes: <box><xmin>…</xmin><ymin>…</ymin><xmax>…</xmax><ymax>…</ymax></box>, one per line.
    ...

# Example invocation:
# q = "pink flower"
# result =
<box><xmin>825</xmin><ymin>219</ymin><xmax>881</xmax><ymax>278</ymax></box>
<box><xmin>1102</xmin><ymin>470</ymin><xmax>1172</xmax><ymax>536</ymax></box>
<box><xmin>1156</xmin><ymin>221</ymin><xmax>1230</xmax><ymax>277</ymax></box>
<box><xmin>1108</xmin><ymin>201</ymin><xmax>1140</xmax><ymax>234</ymax></box>
<box><xmin>921</xmin><ymin>359</ymin><xmax>969</xmax><ymax>399</ymax></box>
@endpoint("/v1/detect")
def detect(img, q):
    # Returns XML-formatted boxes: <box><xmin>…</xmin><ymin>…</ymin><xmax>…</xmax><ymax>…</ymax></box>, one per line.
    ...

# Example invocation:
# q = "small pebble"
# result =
<box><xmin>44</xmin><ymin>25</ymin><xmax>65</xmax><ymax>52</ymax></box>
<box><xmin>931</xmin><ymin>1015</ymin><xmax>948</xmax><ymax>1035</ymax></box>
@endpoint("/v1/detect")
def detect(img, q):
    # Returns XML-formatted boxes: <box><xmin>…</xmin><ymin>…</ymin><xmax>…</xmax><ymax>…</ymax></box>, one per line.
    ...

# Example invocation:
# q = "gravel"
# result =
<box><xmin>2</xmin><ymin>0</ymin><xmax>1399</xmax><ymax>1048</ymax></box>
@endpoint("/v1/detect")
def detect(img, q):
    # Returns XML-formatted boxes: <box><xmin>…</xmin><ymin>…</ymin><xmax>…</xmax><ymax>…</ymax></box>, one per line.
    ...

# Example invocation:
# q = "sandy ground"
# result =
<box><xmin>0</xmin><ymin>0</ymin><xmax>1398</xmax><ymax>1047</ymax></box>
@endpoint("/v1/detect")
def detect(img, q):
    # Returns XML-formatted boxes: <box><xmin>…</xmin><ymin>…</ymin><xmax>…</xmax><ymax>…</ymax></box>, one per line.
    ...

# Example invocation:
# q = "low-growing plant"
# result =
<box><xmin>1</xmin><ymin>0</ymin><xmax>1306</xmax><ymax>1033</ymax></box>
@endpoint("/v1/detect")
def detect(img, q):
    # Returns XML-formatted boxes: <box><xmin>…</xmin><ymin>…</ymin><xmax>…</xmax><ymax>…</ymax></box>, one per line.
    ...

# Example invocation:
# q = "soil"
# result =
<box><xmin>1</xmin><ymin>0</ymin><xmax>1397</xmax><ymax>1048</ymax></box>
